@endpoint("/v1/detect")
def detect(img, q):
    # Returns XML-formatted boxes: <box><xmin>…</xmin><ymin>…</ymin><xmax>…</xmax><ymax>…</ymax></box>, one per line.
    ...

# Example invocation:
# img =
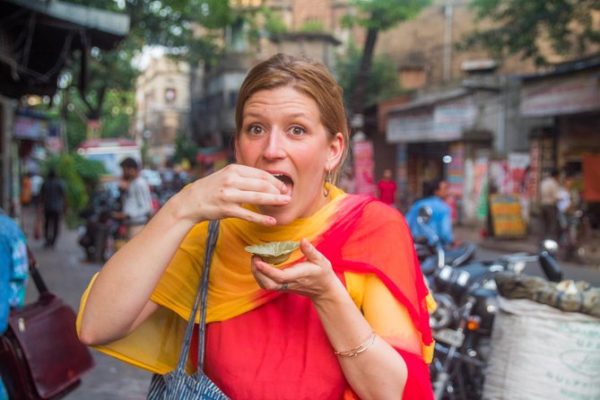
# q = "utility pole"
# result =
<box><xmin>442</xmin><ymin>0</ymin><xmax>454</xmax><ymax>83</ymax></box>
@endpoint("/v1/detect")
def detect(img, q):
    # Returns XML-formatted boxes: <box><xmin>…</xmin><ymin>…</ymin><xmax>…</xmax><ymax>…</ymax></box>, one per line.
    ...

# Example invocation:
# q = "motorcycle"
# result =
<box><xmin>428</xmin><ymin>240</ymin><xmax>563</xmax><ymax>400</ymax></box>
<box><xmin>414</xmin><ymin>206</ymin><xmax>477</xmax><ymax>279</ymax></box>
<box><xmin>78</xmin><ymin>185</ymin><xmax>125</xmax><ymax>263</ymax></box>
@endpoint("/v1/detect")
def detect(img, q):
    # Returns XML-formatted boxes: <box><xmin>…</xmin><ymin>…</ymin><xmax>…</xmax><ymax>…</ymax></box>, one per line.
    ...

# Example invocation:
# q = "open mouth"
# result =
<box><xmin>271</xmin><ymin>173</ymin><xmax>294</xmax><ymax>196</ymax></box>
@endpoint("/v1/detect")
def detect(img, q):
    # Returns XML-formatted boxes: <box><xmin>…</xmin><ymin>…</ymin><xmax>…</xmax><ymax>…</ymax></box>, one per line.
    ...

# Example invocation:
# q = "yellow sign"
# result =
<box><xmin>489</xmin><ymin>194</ymin><xmax>526</xmax><ymax>237</ymax></box>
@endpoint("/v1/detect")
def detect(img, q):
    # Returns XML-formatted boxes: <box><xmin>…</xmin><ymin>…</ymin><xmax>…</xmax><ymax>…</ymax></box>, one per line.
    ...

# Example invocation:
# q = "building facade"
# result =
<box><xmin>135</xmin><ymin>56</ymin><xmax>191</xmax><ymax>166</ymax></box>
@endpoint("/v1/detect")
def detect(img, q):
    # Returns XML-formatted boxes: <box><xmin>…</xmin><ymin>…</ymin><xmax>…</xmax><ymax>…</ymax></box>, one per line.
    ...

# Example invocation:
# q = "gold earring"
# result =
<box><xmin>323</xmin><ymin>169</ymin><xmax>332</xmax><ymax>197</ymax></box>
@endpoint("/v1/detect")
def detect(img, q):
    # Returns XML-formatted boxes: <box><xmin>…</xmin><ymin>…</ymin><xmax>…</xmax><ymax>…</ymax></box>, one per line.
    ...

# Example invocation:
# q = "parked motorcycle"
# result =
<box><xmin>414</xmin><ymin>206</ymin><xmax>477</xmax><ymax>279</ymax></box>
<box><xmin>78</xmin><ymin>185</ymin><xmax>125</xmax><ymax>262</ymax></box>
<box><xmin>428</xmin><ymin>240</ymin><xmax>563</xmax><ymax>400</ymax></box>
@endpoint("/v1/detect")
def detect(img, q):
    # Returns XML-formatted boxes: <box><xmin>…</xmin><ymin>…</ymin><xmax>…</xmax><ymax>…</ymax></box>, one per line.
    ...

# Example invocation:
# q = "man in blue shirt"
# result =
<box><xmin>406</xmin><ymin>179</ymin><xmax>454</xmax><ymax>246</ymax></box>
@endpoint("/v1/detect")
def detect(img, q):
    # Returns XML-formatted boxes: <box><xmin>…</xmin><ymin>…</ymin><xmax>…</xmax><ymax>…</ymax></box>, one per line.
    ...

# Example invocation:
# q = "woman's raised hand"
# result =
<box><xmin>251</xmin><ymin>239</ymin><xmax>341</xmax><ymax>301</ymax></box>
<box><xmin>170</xmin><ymin>164</ymin><xmax>290</xmax><ymax>225</ymax></box>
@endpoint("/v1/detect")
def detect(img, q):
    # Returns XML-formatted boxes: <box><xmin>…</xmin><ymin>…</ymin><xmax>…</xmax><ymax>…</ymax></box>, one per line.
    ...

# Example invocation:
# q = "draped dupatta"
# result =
<box><xmin>77</xmin><ymin>185</ymin><xmax>433</xmax><ymax>390</ymax></box>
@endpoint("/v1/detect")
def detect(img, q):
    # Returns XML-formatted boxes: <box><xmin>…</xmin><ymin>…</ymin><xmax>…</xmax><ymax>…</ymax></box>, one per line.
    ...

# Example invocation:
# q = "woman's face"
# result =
<box><xmin>236</xmin><ymin>86</ymin><xmax>344</xmax><ymax>225</ymax></box>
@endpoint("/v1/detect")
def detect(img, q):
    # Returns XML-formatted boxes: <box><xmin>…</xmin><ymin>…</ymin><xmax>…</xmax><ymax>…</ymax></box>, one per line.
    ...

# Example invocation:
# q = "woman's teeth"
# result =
<box><xmin>273</xmin><ymin>174</ymin><xmax>293</xmax><ymax>186</ymax></box>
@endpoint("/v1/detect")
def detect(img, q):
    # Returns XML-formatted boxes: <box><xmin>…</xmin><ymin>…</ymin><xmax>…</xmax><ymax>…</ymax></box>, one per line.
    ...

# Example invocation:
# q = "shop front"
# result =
<box><xmin>0</xmin><ymin>0</ymin><xmax>129</xmax><ymax>217</ymax></box>
<box><xmin>520</xmin><ymin>57</ymin><xmax>600</xmax><ymax>225</ymax></box>
<box><xmin>386</xmin><ymin>90</ymin><xmax>493</xmax><ymax>223</ymax></box>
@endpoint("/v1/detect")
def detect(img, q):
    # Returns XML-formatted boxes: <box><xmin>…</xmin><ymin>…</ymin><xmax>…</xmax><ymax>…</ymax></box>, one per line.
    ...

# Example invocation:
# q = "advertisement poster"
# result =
<box><xmin>447</xmin><ymin>143</ymin><xmax>465</xmax><ymax>197</ymax></box>
<box><xmin>489</xmin><ymin>194</ymin><xmax>527</xmax><ymax>237</ymax></box>
<box><xmin>353</xmin><ymin>140</ymin><xmax>376</xmax><ymax>196</ymax></box>
<box><xmin>508</xmin><ymin>152</ymin><xmax>530</xmax><ymax>194</ymax></box>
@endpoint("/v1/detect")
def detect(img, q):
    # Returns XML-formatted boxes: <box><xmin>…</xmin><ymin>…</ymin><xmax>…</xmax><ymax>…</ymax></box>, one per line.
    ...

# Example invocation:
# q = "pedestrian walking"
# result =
<box><xmin>113</xmin><ymin>157</ymin><xmax>153</xmax><ymax>239</ymax></box>
<box><xmin>78</xmin><ymin>54</ymin><xmax>434</xmax><ymax>399</ymax></box>
<box><xmin>377</xmin><ymin>168</ymin><xmax>397</xmax><ymax>207</ymax></box>
<box><xmin>540</xmin><ymin>169</ymin><xmax>561</xmax><ymax>240</ymax></box>
<box><xmin>0</xmin><ymin>207</ymin><xmax>29</xmax><ymax>399</ymax></box>
<box><xmin>39</xmin><ymin>168</ymin><xmax>66</xmax><ymax>247</ymax></box>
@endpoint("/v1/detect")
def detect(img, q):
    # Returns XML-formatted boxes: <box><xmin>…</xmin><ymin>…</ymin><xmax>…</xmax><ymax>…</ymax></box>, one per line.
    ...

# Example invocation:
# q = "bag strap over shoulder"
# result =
<box><xmin>175</xmin><ymin>220</ymin><xmax>220</xmax><ymax>373</ymax></box>
<box><xmin>27</xmin><ymin>244</ymin><xmax>49</xmax><ymax>295</ymax></box>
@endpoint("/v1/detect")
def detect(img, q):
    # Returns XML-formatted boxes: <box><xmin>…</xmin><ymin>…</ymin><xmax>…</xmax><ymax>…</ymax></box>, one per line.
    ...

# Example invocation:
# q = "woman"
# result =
<box><xmin>78</xmin><ymin>54</ymin><xmax>433</xmax><ymax>399</ymax></box>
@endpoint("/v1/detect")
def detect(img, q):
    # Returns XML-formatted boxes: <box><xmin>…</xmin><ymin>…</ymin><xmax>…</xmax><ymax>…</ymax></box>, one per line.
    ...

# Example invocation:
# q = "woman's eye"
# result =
<box><xmin>248</xmin><ymin>125</ymin><xmax>263</xmax><ymax>135</ymax></box>
<box><xmin>290</xmin><ymin>126</ymin><xmax>305</xmax><ymax>136</ymax></box>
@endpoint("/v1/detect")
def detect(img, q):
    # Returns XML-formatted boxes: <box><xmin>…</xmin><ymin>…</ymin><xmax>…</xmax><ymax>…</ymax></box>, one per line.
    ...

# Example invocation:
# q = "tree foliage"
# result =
<box><xmin>173</xmin><ymin>132</ymin><xmax>199</xmax><ymax>166</ymax></box>
<box><xmin>336</xmin><ymin>43</ymin><xmax>404</xmax><ymax>108</ymax></box>
<box><xmin>343</xmin><ymin>0</ymin><xmax>431</xmax><ymax>116</ymax></box>
<box><xmin>463</xmin><ymin>0</ymin><xmax>600</xmax><ymax>65</ymax></box>
<box><xmin>43</xmin><ymin>153</ymin><xmax>106</xmax><ymax>225</ymax></box>
<box><xmin>53</xmin><ymin>0</ymin><xmax>235</xmax><ymax>148</ymax></box>
<box><xmin>345</xmin><ymin>0</ymin><xmax>432</xmax><ymax>31</ymax></box>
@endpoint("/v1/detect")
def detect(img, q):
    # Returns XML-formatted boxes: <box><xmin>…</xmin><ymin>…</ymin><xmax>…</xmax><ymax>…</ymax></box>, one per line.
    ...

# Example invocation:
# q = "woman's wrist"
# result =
<box><xmin>159</xmin><ymin>192</ymin><xmax>201</xmax><ymax>230</ymax></box>
<box><xmin>311</xmin><ymin>274</ymin><xmax>350</xmax><ymax>309</ymax></box>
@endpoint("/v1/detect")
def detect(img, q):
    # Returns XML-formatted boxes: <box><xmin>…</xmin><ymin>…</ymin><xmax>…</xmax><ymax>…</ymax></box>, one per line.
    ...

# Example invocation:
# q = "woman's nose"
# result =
<box><xmin>263</xmin><ymin>131</ymin><xmax>285</xmax><ymax>159</ymax></box>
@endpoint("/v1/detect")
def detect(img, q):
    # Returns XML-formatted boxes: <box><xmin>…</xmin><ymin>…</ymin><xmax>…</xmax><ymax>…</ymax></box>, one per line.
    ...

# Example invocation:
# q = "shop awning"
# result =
<box><xmin>519</xmin><ymin>54</ymin><xmax>600</xmax><ymax>117</ymax></box>
<box><xmin>386</xmin><ymin>89</ymin><xmax>479</xmax><ymax>143</ymax></box>
<box><xmin>0</xmin><ymin>0</ymin><xmax>130</xmax><ymax>98</ymax></box>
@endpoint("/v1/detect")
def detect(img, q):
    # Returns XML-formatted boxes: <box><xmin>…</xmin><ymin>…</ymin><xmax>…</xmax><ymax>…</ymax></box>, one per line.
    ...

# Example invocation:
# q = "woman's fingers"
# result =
<box><xmin>299</xmin><ymin>239</ymin><xmax>331</xmax><ymax>269</ymax></box>
<box><xmin>217</xmin><ymin>186</ymin><xmax>291</xmax><ymax>207</ymax></box>
<box><xmin>232</xmin><ymin>165</ymin><xmax>289</xmax><ymax>194</ymax></box>
<box><xmin>251</xmin><ymin>256</ymin><xmax>286</xmax><ymax>290</ymax></box>
<box><xmin>176</xmin><ymin>164</ymin><xmax>292</xmax><ymax>224</ymax></box>
<box><xmin>229</xmin><ymin>207</ymin><xmax>278</xmax><ymax>226</ymax></box>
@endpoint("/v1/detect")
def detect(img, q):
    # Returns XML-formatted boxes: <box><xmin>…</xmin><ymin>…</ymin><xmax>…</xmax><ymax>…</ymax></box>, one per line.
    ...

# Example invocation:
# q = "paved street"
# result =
<box><xmin>24</xmin><ymin>214</ymin><xmax>151</xmax><ymax>400</ymax></box>
<box><xmin>21</xmin><ymin>211</ymin><xmax>600</xmax><ymax>400</ymax></box>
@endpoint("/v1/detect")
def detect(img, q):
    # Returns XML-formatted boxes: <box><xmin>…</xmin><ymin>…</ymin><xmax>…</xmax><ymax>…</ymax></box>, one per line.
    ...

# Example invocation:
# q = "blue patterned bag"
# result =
<box><xmin>147</xmin><ymin>220</ymin><xmax>229</xmax><ymax>400</ymax></box>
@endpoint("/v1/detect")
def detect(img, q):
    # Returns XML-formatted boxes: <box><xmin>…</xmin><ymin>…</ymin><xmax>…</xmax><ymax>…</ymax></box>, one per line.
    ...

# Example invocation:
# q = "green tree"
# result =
<box><xmin>462</xmin><ymin>0</ymin><xmax>600</xmax><ymax>65</ymax></box>
<box><xmin>343</xmin><ymin>0</ymin><xmax>431</xmax><ymax>118</ymax></box>
<box><xmin>173</xmin><ymin>132</ymin><xmax>199</xmax><ymax>166</ymax></box>
<box><xmin>55</xmin><ymin>0</ymin><xmax>234</xmax><ymax>148</ymax></box>
<box><xmin>43</xmin><ymin>153</ymin><xmax>105</xmax><ymax>225</ymax></box>
<box><xmin>336</xmin><ymin>42</ymin><xmax>404</xmax><ymax>109</ymax></box>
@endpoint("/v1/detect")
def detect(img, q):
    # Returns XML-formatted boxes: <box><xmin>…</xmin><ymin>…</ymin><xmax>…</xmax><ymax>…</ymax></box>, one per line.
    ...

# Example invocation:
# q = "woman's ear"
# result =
<box><xmin>326</xmin><ymin>132</ymin><xmax>345</xmax><ymax>171</ymax></box>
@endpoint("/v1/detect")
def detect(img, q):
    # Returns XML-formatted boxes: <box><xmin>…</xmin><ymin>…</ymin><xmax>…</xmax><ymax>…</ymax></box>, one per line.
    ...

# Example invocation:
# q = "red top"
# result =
<box><xmin>377</xmin><ymin>179</ymin><xmax>397</xmax><ymax>205</ymax></box>
<box><xmin>188</xmin><ymin>196</ymin><xmax>433</xmax><ymax>399</ymax></box>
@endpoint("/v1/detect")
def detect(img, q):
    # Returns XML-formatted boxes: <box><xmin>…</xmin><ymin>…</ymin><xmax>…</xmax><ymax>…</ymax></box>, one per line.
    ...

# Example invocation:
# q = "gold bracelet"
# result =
<box><xmin>334</xmin><ymin>332</ymin><xmax>377</xmax><ymax>358</ymax></box>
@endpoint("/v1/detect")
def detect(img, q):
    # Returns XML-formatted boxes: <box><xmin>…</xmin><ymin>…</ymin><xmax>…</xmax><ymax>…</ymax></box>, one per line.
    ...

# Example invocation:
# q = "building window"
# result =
<box><xmin>165</xmin><ymin>87</ymin><xmax>176</xmax><ymax>103</ymax></box>
<box><xmin>398</xmin><ymin>66</ymin><xmax>427</xmax><ymax>90</ymax></box>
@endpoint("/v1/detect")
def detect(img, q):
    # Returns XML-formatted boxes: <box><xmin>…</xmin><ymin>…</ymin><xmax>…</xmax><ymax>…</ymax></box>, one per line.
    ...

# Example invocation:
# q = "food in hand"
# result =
<box><xmin>245</xmin><ymin>241</ymin><xmax>300</xmax><ymax>265</ymax></box>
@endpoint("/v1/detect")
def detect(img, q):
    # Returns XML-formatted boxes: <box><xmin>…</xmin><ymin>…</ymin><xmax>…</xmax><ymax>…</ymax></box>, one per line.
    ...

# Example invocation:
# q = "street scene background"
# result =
<box><xmin>1</xmin><ymin>0</ymin><xmax>600</xmax><ymax>399</ymax></box>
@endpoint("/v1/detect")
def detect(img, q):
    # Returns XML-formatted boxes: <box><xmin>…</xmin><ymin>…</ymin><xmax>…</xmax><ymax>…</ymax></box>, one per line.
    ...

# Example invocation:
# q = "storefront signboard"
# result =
<box><xmin>489</xmin><ymin>194</ymin><xmax>527</xmax><ymax>238</ymax></box>
<box><xmin>14</xmin><ymin>114</ymin><xmax>49</xmax><ymax>140</ymax></box>
<box><xmin>387</xmin><ymin>96</ymin><xmax>477</xmax><ymax>143</ymax></box>
<box><xmin>434</xmin><ymin>97</ymin><xmax>477</xmax><ymax>136</ymax></box>
<box><xmin>521</xmin><ymin>75</ymin><xmax>600</xmax><ymax>117</ymax></box>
